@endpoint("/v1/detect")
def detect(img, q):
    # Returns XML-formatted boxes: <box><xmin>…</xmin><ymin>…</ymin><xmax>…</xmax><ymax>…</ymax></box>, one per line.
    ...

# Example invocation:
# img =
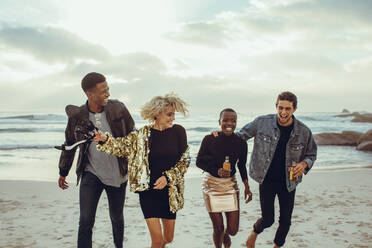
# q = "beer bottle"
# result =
<box><xmin>223</xmin><ymin>156</ymin><xmax>231</xmax><ymax>172</ymax></box>
<box><xmin>289</xmin><ymin>167</ymin><xmax>294</xmax><ymax>181</ymax></box>
<box><xmin>289</xmin><ymin>161</ymin><xmax>297</xmax><ymax>181</ymax></box>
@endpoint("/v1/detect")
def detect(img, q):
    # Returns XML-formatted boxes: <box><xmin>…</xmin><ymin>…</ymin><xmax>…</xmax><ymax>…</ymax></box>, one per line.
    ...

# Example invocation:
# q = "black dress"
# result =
<box><xmin>138</xmin><ymin>124</ymin><xmax>187</xmax><ymax>219</ymax></box>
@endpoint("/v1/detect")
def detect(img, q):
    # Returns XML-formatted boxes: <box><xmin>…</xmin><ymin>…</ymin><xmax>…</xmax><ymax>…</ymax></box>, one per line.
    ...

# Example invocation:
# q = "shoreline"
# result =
<box><xmin>1</xmin><ymin>168</ymin><xmax>372</xmax><ymax>247</ymax></box>
<box><xmin>1</xmin><ymin>165</ymin><xmax>372</xmax><ymax>184</ymax></box>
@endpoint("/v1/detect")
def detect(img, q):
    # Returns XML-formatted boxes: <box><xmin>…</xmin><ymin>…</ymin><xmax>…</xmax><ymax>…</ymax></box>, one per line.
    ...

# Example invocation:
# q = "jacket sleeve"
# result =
<box><xmin>237</xmin><ymin>139</ymin><xmax>248</xmax><ymax>181</ymax></box>
<box><xmin>96</xmin><ymin>131</ymin><xmax>137</xmax><ymax>158</ymax></box>
<box><xmin>58</xmin><ymin>118</ymin><xmax>77</xmax><ymax>177</ymax></box>
<box><xmin>196</xmin><ymin>136</ymin><xmax>219</xmax><ymax>177</ymax></box>
<box><xmin>303</xmin><ymin>129</ymin><xmax>317</xmax><ymax>174</ymax></box>
<box><xmin>236</xmin><ymin>117</ymin><xmax>258</xmax><ymax>141</ymax></box>
<box><xmin>163</xmin><ymin>147</ymin><xmax>191</xmax><ymax>186</ymax></box>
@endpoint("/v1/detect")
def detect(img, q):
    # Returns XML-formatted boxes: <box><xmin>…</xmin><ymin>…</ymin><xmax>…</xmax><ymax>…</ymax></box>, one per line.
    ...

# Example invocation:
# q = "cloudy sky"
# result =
<box><xmin>1</xmin><ymin>0</ymin><xmax>371</xmax><ymax>115</ymax></box>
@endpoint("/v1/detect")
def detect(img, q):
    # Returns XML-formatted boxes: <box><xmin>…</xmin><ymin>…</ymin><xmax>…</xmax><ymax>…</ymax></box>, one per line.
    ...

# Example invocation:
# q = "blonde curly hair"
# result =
<box><xmin>140</xmin><ymin>93</ymin><xmax>189</xmax><ymax>122</ymax></box>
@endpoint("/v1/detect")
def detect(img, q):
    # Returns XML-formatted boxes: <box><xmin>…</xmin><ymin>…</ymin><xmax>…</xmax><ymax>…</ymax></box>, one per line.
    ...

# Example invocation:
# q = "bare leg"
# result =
<box><xmin>209</xmin><ymin>212</ymin><xmax>225</xmax><ymax>248</ymax></box>
<box><xmin>224</xmin><ymin>210</ymin><xmax>239</xmax><ymax>247</ymax></box>
<box><xmin>161</xmin><ymin>218</ymin><xmax>176</xmax><ymax>247</ymax></box>
<box><xmin>145</xmin><ymin>218</ymin><xmax>164</xmax><ymax>248</ymax></box>
<box><xmin>246</xmin><ymin>229</ymin><xmax>258</xmax><ymax>248</ymax></box>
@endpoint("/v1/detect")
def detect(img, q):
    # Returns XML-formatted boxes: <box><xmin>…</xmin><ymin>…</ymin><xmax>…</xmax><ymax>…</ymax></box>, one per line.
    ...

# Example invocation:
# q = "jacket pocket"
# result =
<box><xmin>289</xmin><ymin>143</ymin><xmax>305</xmax><ymax>161</ymax></box>
<box><xmin>257</xmin><ymin>132</ymin><xmax>272</xmax><ymax>143</ymax></box>
<box><xmin>289</xmin><ymin>143</ymin><xmax>304</xmax><ymax>151</ymax></box>
<box><xmin>256</xmin><ymin>132</ymin><xmax>272</xmax><ymax>155</ymax></box>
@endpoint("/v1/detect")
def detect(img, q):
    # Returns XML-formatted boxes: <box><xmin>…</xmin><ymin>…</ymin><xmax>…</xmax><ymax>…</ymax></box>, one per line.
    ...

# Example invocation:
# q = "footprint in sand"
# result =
<box><xmin>332</xmin><ymin>232</ymin><xmax>340</xmax><ymax>237</ymax></box>
<box><xmin>204</xmin><ymin>240</ymin><xmax>213</xmax><ymax>246</ymax></box>
<box><xmin>292</xmin><ymin>232</ymin><xmax>304</xmax><ymax>237</ymax></box>
<box><xmin>318</xmin><ymin>225</ymin><xmax>327</xmax><ymax>231</ymax></box>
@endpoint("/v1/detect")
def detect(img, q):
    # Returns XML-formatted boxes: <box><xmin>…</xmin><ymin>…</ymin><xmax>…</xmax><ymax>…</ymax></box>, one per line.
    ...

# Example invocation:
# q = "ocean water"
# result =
<box><xmin>0</xmin><ymin>111</ymin><xmax>371</xmax><ymax>183</ymax></box>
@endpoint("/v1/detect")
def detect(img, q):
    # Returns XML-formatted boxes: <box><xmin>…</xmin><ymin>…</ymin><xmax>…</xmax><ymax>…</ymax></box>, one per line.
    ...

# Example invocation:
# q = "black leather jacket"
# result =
<box><xmin>58</xmin><ymin>99</ymin><xmax>135</xmax><ymax>185</ymax></box>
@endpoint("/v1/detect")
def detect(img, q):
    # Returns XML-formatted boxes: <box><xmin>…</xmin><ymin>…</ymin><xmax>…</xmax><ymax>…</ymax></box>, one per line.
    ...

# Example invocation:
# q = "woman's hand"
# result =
<box><xmin>244</xmin><ymin>185</ymin><xmax>252</xmax><ymax>203</ymax></box>
<box><xmin>153</xmin><ymin>176</ymin><xmax>168</xmax><ymax>190</ymax></box>
<box><xmin>217</xmin><ymin>168</ymin><xmax>230</xmax><ymax>178</ymax></box>
<box><xmin>93</xmin><ymin>131</ymin><xmax>107</xmax><ymax>143</ymax></box>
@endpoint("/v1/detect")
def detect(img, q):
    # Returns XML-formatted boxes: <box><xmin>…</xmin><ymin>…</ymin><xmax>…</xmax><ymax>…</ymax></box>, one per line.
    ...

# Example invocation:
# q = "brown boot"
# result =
<box><xmin>245</xmin><ymin>229</ymin><xmax>257</xmax><ymax>248</ymax></box>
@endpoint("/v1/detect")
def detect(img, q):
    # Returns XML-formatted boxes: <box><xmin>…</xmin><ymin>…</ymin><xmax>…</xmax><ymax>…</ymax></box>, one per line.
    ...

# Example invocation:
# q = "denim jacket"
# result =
<box><xmin>237</xmin><ymin>114</ymin><xmax>317</xmax><ymax>192</ymax></box>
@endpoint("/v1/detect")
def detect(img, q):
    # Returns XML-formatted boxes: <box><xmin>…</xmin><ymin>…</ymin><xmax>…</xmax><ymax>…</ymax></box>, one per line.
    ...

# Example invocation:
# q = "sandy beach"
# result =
<box><xmin>1</xmin><ymin>168</ymin><xmax>371</xmax><ymax>248</ymax></box>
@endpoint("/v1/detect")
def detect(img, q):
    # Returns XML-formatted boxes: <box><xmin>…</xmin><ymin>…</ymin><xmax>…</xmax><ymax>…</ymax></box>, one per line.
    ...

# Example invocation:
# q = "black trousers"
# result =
<box><xmin>78</xmin><ymin>172</ymin><xmax>127</xmax><ymax>248</ymax></box>
<box><xmin>253</xmin><ymin>181</ymin><xmax>296</xmax><ymax>247</ymax></box>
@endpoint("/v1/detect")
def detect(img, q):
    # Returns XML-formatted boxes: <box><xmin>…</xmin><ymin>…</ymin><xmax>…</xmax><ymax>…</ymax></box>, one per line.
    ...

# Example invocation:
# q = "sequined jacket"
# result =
<box><xmin>97</xmin><ymin>125</ymin><xmax>190</xmax><ymax>213</ymax></box>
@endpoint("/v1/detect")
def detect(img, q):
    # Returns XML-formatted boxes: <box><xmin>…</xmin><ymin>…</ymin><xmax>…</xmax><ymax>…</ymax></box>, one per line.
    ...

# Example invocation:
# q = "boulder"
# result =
<box><xmin>358</xmin><ymin>129</ymin><xmax>372</xmax><ymax>144</ymax></box>
<box><xmin>333</xmin><ymin>111</ymin><xmax>372</xmax><ymax>123</ymax></box>
<box><xmin>351</xmin><ymin>113</ymin><xmax>372</xmax><ymax>123</ymax></box>
<box><xmin>342</xmin><ymin>109</ymin><xmax>350</xmax><ymax>113</ymax></box>
<box><xmin>315</xmin><ymin>131</ymin><xmax>363</xmax><ymax>146</ymax></box>
<box><xmin>356</xmin><ymin>141</ymin><xmax>372</xmax><ymax>152</ymax></box>
<box><xmin>334</xmin><ymin>111</ymin><xmax>359</xmax><ymax>118</ymax></box>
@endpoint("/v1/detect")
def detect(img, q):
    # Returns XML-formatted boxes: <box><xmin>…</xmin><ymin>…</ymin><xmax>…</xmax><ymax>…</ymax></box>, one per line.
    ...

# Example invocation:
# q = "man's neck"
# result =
<box><xmin>87</xmin><ymin>100</ymin><xmax>104</xmax><ymax>113</ymax></box>
<box><xmin>277</xmin><ymin>116</ymin><xmax>294</xmax><ymax>127</ymax></box>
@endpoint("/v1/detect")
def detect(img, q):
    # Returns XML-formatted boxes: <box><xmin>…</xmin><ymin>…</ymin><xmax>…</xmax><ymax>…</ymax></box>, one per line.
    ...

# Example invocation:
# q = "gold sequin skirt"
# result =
<box><xmin>202</xmin><ymin>173</ymin><xmax>239</xmax><ymax>213</ymax></box>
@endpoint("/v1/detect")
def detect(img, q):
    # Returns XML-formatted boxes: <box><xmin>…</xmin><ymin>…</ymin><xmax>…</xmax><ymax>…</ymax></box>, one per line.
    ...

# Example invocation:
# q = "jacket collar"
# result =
<box><xmin>66</xmin><ymin>100</ymin><xmax>112</xmax><ymax>120</ymax></box>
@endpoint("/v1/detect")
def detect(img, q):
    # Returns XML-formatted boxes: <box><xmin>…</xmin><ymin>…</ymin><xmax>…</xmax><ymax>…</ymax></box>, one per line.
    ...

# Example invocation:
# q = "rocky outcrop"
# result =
<box><xmin>351</xmin><ymin>113</ymin><xmax>372</xmax><ymax>123</ymax></box>
<box><xmin>358</xmin><ymin>129</ymin><xmax>372</xmax><ymax>144</ymax></box>
<box><xmin>315</xmin><ymin>129</ymin><xmax>372</xmax><ymax>152</ymax></box>
<box><xmin>356</xmin><ymin>129</ymin><xmax>372</xmax><ymax>151</ymax></box>
<box><xmin>334</xmin><ymin>111</ymin><xmax>372</xmax><ymax>123</ymax></box>
<box><xmin>334</xmin><ymin>111</ymin><xmax>358</xmax><ymax>118</ymax></box>
<box><xmin>356</xmin><ymin>141</ymin><xmax>372</xmax><ymax>151</ymax></box>
<box><xmin>314</xmin><ymin>131</ymin><xmax>363</xmax><ymax>146</ymax></box>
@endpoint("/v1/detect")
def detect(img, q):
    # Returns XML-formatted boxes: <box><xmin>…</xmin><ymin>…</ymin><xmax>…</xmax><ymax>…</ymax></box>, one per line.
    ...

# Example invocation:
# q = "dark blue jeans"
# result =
<box><xmin>78</xmin><ymin>172</ymin><xmax>127</xmax><ymax>248</ymax></box>
<box><xmin>253</xmin><ymin>181</ymin><xmax>296</xmax><ymax>247</ymax></box>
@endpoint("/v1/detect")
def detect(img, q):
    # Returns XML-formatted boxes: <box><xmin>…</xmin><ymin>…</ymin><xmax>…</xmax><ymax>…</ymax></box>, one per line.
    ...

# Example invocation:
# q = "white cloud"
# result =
<box><xmin>0</xmin><ymin>0</ymin><xmax>372</xmax><ymax>113</ymax></box>
<box><xmin>0</xmin><ymin>26</ymin><xmax>111</xmax><ymax>64</ymax></box>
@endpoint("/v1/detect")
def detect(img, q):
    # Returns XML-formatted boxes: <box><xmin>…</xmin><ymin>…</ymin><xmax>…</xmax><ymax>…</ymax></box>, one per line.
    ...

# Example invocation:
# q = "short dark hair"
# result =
<box><xmin>81</xmin><ymin>72</ymin><xmax>106</xmax><ymax>92</ymax></box>
<box><xmin>219</xmin><ymin>108</ymin><xmax>237</xmax><ymax>120</ymax></box>
<box><xmin>276</xmin><ymin>91</ymin><xmax>297</xmax><ymax>109</ymax></box>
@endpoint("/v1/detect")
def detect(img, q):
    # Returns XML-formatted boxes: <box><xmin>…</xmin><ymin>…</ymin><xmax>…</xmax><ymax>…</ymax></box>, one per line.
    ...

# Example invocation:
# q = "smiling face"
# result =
<box><xmin>276</xmin><ymin>100</ymin><xmax>296</xmax><ymax>126</ymax></box>
<box><xmin>155</xmin><ymin>106</ymin><xmax>175</xmax><ymax>130</ymax></box>
<box><xmin>87</xmin><ymin>81</ymin><xmax>110</xmax><ymax>108</ymax></box>
<box><xmin>219</xmin><ymin>111</ymin><xmax>237</xmax><ymax>136</ymax></box>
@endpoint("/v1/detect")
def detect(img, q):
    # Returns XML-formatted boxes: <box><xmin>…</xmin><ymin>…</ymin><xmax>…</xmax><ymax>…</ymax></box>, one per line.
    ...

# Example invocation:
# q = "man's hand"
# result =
<box><xmin>93</xmin><ymin>131</ymin><xmax>107</xmax><ymax>143</ymax></box>
<box><xmin>212</xmin><ymin>131</ymin><xmax>219</xmax><ymax>137</ymax></box>
<box><xmin>244</xmin><ymin>186</ymin><xmax>253</xmax><ymax>203</ymax></box>
<box><xmin>291</xmin><ymin>162</ymin><xmax>308</xmax><ymax>179</ymax></box>
<box><xmin>58</xmin><ymin>176</ymin><xmax>69</xmax><ymax>190</ymax></box>
<box><xmin>217</xmin><ymin>168</ymin><xmax>230</xmax><ymax>178</ymax></box>
<box><xmin>153</xmin><ymin>176</ymin><xmax>167</xmax><ymax>190</ymax></box>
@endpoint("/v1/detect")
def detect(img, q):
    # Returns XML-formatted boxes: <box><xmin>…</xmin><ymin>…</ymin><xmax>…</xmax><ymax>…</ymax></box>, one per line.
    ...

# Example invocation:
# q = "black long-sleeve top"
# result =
<box><xmin>196</xmin><ymin>132</ymin><xmax>248</xmax><ymax>181</ymax></box>
<box><xmin>264</xmin><ymin>122</ymin><xmax>293</xmax><ymax>183</ymax></box>
<box><xmin>149</xmin><ymin>124</ymin><xmax>187</xmax><ymax>187</ymax></box>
